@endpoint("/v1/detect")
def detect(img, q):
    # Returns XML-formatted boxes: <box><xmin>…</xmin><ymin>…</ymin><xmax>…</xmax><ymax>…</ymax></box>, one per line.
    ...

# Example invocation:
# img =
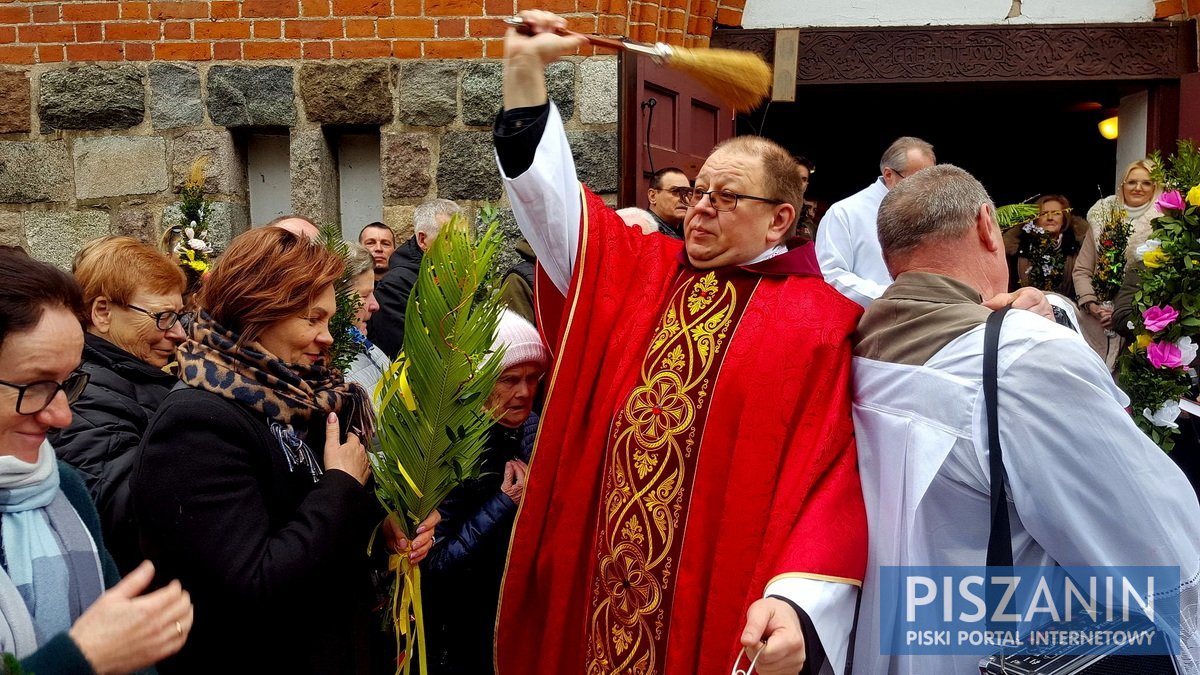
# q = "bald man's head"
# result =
<box><xmin>266</xmin><ymin>215</ymin><xmax>319</xmax><ymax>241</ymax></box>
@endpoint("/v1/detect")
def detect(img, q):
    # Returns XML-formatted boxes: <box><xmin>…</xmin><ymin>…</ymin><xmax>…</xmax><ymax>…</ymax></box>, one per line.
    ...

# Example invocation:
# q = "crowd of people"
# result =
<box><xmin>0</xmin><ymin>8</ymin><xmax>1196</xmax><ymax>675</ymax></box>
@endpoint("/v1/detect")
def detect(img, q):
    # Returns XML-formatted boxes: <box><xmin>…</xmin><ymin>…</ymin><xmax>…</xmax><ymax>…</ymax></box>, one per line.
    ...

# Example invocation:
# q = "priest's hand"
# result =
<box><xmin>739</xmin><ymin>597</ymin><xmax>806</xmax><ymax>674</ymax></box>
<box><xmin>983</xmin><ymin>287</ymin><xmax>1054</xmax><ymax>321</ymax></box>
<box><xmin>504</xmin><ymin>11</ymin><xmax>588</xmax><ymax>110</ymax></box>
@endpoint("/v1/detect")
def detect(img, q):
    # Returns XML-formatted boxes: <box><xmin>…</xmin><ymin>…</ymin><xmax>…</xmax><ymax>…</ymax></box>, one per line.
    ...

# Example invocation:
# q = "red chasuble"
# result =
<box><xmin>498</xmin><ymin>188</ymin><xmax>867</xmax><ymax>674</ymax></box>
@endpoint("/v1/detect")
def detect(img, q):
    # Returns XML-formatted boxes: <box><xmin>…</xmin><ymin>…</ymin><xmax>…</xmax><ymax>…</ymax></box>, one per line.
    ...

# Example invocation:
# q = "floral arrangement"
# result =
<box><xmin>1091</xmin><ymin>200</ymin><xmax>1134</xmax><ymax>303</ymax></box>
<box><xmin>1117</xmin><ymin>140</ymin><xmax>1200</xmax><ymax>452</ymax></box>
<box><xmin>171</xmin><ymin>158</ymin><xmax>215</xmax><ymax>295</ymax></box>
<box><xmin>1018</xmin><ymin>221</ymin><xmax>1066</xmax><ymax>291</ymax></box>
<box><xmin>370</xmin><ymin>211</ymin><xmax>506</xmax><ymax>674</ymax></box>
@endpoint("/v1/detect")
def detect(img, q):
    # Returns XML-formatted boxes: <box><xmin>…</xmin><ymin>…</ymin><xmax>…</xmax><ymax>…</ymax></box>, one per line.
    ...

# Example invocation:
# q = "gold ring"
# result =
<box><xmin>175</xmin><ymin>620</ymin><xmax>183</xmax><ymax>636</ymax></box>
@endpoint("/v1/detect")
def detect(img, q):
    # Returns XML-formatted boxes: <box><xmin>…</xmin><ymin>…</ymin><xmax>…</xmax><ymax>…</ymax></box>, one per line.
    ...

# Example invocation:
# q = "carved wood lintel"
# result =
<box><xmin>713</xmin><ymin>21</ymin><xmax>1197</xmax><ymax>84</ymax></box>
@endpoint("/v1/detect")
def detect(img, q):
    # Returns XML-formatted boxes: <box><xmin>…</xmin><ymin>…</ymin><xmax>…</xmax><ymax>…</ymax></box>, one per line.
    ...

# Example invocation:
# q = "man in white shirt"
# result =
<box><xmin>815</xmin><ymin>136</ymin><xmax>934</xmax><ymax>307</ymax></box>
<box><xmin>851</xmin><ymin>164</ymin><xmax>1200</xmax><ymax>674</ymax></box>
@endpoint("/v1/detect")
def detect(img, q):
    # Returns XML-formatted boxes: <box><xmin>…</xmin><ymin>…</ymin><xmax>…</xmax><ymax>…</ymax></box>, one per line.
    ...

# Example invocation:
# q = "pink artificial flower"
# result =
<box><xmin>1147</xmin><ymin>340</ymin><xmax>1184</xmax><ymax>369</ymax></box>
<box><xmin>1142</xmin><ymin>305</ymin><xmax>1180</xmax><ymax>332</ymax></box>
<box><xmin>1158</xmin><ymin>190</ymin><xmax>1186</xmax><ymax>212</ymax></box>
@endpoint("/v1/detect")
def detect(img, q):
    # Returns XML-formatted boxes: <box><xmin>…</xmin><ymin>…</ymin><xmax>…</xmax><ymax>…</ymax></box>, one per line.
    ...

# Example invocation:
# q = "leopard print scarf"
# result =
<box><xmin>177</xmin><ymin>312</ymin><xmax>373</xmax><ymax>438</ymax></box>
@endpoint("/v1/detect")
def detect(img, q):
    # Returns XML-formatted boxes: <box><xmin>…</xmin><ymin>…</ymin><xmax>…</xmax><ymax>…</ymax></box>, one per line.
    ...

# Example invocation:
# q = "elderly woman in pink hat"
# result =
<box><xmin>421</xmin><ymin>311</ymin><xmax>549</xmax><ymax>674</ymax></box>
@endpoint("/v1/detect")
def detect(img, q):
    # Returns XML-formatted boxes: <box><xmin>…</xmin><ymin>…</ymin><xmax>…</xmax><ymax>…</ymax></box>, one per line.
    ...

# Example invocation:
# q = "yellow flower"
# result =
<box><xmin>1144</xmin><ymin>249</ymin><xmax>1170</xmax><ymax>269</ymax></box>
<box><xmin>1188</xmin><ymin>185</ymin><xmax>1200</xmax><ymax>207</ymax></box>
<box><xmin>186</xmin><ymin>156</ymin><xmax>207</xmax><ymax>189</ymax></box>
<box><xmin>1136</xmin><ymin>333</ymin><xmax>1153</xmax><ymax>350</ymax></box>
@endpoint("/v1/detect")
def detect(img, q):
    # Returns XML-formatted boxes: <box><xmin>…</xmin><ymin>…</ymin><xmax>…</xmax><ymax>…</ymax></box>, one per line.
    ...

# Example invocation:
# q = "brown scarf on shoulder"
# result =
<box><xmin>177</xmin><ymin>312</ymin><xmax>374</xmax><ymax>440</ymax></box>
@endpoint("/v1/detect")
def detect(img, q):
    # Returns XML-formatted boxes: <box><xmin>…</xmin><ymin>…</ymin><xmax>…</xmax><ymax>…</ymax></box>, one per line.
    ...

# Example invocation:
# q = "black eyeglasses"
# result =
<box><xmin>680</xmin><ymin>188</ymin><xmax>784</xmax><ymax>212</ymax></box>
<box><xmin>124</xmin><ymin>304</ymin><xmax>191</xmax><ymax>331</ymax></box>
<box><xmin>660</xmin><ymin>186</ymin><xmax>693</xmax><ymax>200</ymax></box>
<box><xmin>0</xmin><ymin>370</ymin><xmax>89</xmax><ymax>415</ymax></box>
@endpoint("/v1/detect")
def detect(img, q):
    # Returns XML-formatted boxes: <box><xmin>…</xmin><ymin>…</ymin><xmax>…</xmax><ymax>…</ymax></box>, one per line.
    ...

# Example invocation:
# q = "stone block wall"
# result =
<box><xmin>0</xmin><ymin>55</ymin><xmax>618</xmax><ymax>269</ymax></box>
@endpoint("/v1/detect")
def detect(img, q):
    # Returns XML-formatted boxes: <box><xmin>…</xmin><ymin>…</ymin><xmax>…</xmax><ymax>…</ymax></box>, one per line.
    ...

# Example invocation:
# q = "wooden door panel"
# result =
<box><xmin>619</xmin><ymin>53</ymin><xmax>736</xmax><ymax>209</ymax></box>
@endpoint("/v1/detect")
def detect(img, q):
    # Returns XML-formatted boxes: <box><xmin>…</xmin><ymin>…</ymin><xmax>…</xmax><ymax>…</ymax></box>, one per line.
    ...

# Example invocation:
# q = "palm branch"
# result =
<box><xmin>369</xmin><ymin>213</ymin><xmax>506</xmax><ymax>675</ymax></box>
<box><xmin>995</xmin><ymin>202</ymin><xmax>1042</xmax><ymax>231</ymax></box>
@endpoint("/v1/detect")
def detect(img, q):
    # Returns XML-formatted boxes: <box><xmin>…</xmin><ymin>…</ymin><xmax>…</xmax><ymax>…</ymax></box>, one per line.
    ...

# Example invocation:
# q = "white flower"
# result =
<box><xmin>188</xmin><ymin>238</ymin><xmax>211</xmax><ymax>253</ymax></box>
<box><xmin>1136</xmin><ymin>239</ymin><xmax>1161</xmax><ymax>260</ymax></box>
<box><xmin>184</xmin><ymin>226</ymin><xmax>195</xmax><ymax>239</ymax></box>
<box><xmin>1143</xmin><ymin>400</ymin><xmax>1181</xmax><ymax>429</ymax></box>
<box><xmin>1177</xmin><ymin>336</ymin><xmax>1198</xmax><ymax>365</ymax></box>
<box><xmin>1127</xmin><ymin>321</ymin><xmax>1136</xmax><ymax>331</ymax></box>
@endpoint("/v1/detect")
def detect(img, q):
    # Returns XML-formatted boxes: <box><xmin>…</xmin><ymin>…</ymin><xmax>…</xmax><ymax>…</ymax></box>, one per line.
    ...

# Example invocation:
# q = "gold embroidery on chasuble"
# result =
<box><xmin>584</xmin><ymin>270</ymin><xmax>756</xmax><ymax>674</ymax></box>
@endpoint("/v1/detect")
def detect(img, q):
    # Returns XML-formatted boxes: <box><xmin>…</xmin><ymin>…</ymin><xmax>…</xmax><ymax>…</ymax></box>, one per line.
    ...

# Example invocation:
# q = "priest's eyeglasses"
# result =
<box><xmin>681</xmin><ymin>188</ymin><xmax>784</xmax><ymax>212</ymax></box>
<box><xmin>124</xmin><ymin>303</ymin><xmax>191</xmax><ymax>331</ymax></box>
<box><xmin>0</xmin><ymin>370</ymin><xmax>89</xmax><ymax>415</ymax></box>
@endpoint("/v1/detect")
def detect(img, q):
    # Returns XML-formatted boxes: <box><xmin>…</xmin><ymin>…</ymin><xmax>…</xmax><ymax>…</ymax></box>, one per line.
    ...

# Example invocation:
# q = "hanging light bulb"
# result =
<box><xmin>1098</xmin><ymin>116</ymin><xmax>1119</xmax><ymax>140</ymax></box>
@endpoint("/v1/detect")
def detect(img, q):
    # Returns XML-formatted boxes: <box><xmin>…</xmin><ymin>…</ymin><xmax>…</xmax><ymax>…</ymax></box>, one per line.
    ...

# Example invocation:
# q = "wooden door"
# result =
<box><xmin>618</xmin><ymin>52</ymin><xmax>736</xmax><ymax>208</ymax></box>
<box><xmin>1180</xmin><ymin>72</ymin><xmax>1200</xmax><ymax>146</ymax></box>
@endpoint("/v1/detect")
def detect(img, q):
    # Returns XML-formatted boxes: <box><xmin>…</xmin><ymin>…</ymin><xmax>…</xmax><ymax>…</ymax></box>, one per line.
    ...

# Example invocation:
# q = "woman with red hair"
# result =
<box><xmin>131</xmin><ymin>227</ymin><xmax>420</xmax><ymax>674</ymax></box>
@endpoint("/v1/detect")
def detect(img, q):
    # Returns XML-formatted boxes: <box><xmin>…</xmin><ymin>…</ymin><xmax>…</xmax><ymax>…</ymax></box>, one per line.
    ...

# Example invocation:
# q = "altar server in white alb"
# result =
<box><xmin>850</xmin><ymin>164</ymin><xmax>1200</xmax><ymax>674</ymax></box>
<box><xmin>815</xmin><ymin>137</ymin><xmax>934</xmax><ymax>307</ymax></box>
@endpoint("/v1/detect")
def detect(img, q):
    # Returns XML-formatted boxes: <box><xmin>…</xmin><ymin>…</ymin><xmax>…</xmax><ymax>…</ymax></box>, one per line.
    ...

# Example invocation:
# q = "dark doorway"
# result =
<box><xmin>743</xmin><ymin>80</ymin><xmax>1138</xmax><ymax>216</ymax></box>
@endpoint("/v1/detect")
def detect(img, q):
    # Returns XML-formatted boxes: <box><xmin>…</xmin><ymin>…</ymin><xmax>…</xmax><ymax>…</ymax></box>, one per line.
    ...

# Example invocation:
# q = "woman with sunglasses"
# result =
<box><xmin>49</xmin><ymin>236</ymin><xmax>188</xmax><ymax>574</ymax></box>
<box><xmin>0</xmin><ymin>246</ymin><xmax>193</xmax><ymax>674</ymax></box>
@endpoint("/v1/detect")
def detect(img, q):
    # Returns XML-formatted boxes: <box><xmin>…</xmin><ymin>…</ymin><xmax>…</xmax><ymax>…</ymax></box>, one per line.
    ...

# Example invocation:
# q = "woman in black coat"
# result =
<box><xmin>50</xmin><ymin>236</ymin><xmax>189</xmax><ymax>574</ymax></box>
<box><xmin>131</xmin><ymin>227</ymin><xmax>436</xmax><ymax>674</ymax></box>
<box><xmin>423</xmin><ymin>311</ymin><xmax>550</xmax><ymax>675</ymax></box>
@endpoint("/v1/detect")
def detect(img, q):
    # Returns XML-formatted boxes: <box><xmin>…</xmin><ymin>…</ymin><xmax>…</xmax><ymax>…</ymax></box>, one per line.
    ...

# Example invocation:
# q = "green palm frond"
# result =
<box><xmin>995</xmin><ymin>203</ymin><xmax>1042</xmax><ymax>230</ymax></box>
<box><xmin>317</xmin><ymin>225</ymin><xmax>363</xmax><ymax>374</ymax></box>
<box><xmin>370</xmin><ymin>213</ymin><xmax>506</xmax><ymax>674</ymax></box>
<box><xmin>370</xmin><ymin>213</ymin><xmax>506</xmax><ymax>534</ymax></box>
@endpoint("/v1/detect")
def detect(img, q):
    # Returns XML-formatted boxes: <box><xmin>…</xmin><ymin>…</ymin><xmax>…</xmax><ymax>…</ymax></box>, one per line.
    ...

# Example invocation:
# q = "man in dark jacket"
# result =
<box><xmin>367</xmin><ymin>199</ymin><xmax>461</xmax><ymax>358</ymax></box>
<box><xmin>500</xmin><ymin>239</ymin><xmax>537</xmax><ymax>326</ymax></box>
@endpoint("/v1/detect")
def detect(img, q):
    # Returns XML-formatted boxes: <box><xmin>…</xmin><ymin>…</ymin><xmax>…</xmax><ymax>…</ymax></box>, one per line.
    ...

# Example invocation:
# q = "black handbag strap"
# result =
<box><xmin>984</xmin><ymin>305</ymin><xmax>1014</xmax><ymax>568</ymax></box>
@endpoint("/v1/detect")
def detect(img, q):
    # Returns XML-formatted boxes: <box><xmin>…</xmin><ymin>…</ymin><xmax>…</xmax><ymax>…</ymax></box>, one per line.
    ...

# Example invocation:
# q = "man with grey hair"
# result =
<box><xmin>851</xmin><ymin>164</ymin><xmax>1200</xmax><ymax>674</ymax></box>
<box><xmin>368</xmin><ymin>198</ymin><xmax>463</xmax><ymax>358</ymax></box>
<box><xmin>815</xmin><ymin>136</ymin><xmax>935</xmax><ymax>307</ymax></box>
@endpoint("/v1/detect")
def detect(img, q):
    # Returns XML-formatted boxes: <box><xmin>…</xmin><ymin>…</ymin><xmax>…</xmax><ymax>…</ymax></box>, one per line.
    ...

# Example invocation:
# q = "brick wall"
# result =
<box><xmin>1155</xmin><ymin>0</ymin><xmax>1200</xmax><ymax>19</ymax></box>
<box><xmin>0</xmin><ymin>0</ymin><xmax>745</xmax><ymax>66</ymax></box>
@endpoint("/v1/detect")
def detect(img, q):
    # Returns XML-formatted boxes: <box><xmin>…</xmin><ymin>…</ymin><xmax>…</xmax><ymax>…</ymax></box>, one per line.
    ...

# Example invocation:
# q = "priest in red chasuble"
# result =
<box><xmin>491</xmin><ymin>12</ymin><xmax>866</xmax><ymax>675</ymax></box>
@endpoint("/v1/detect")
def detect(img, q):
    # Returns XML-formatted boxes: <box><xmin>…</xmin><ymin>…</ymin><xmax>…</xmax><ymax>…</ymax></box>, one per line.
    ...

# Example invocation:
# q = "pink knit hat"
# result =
<box><xmin>493</xmin><ymin>311</ymin><xmax>550</xmax><ymax>372</ymax></box>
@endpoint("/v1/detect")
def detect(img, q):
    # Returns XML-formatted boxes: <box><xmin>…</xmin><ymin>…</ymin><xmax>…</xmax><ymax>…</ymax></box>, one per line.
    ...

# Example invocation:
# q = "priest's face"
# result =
<box><xmin>684</xmin><ymin>149</ymin><xmax>791</xmax><ymax>270</ymax></box>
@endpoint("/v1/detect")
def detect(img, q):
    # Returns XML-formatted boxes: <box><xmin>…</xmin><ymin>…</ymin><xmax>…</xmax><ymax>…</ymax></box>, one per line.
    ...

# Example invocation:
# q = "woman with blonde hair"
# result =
<box><xmin>51</xmin><ymin>236</ymin><xmax>187</xmax><ymax>573</ymax></box>
<box><xmin>1073</xmin><ymin>159</ymin><xmax>1163</xmax><ymax>365</ymax></box>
